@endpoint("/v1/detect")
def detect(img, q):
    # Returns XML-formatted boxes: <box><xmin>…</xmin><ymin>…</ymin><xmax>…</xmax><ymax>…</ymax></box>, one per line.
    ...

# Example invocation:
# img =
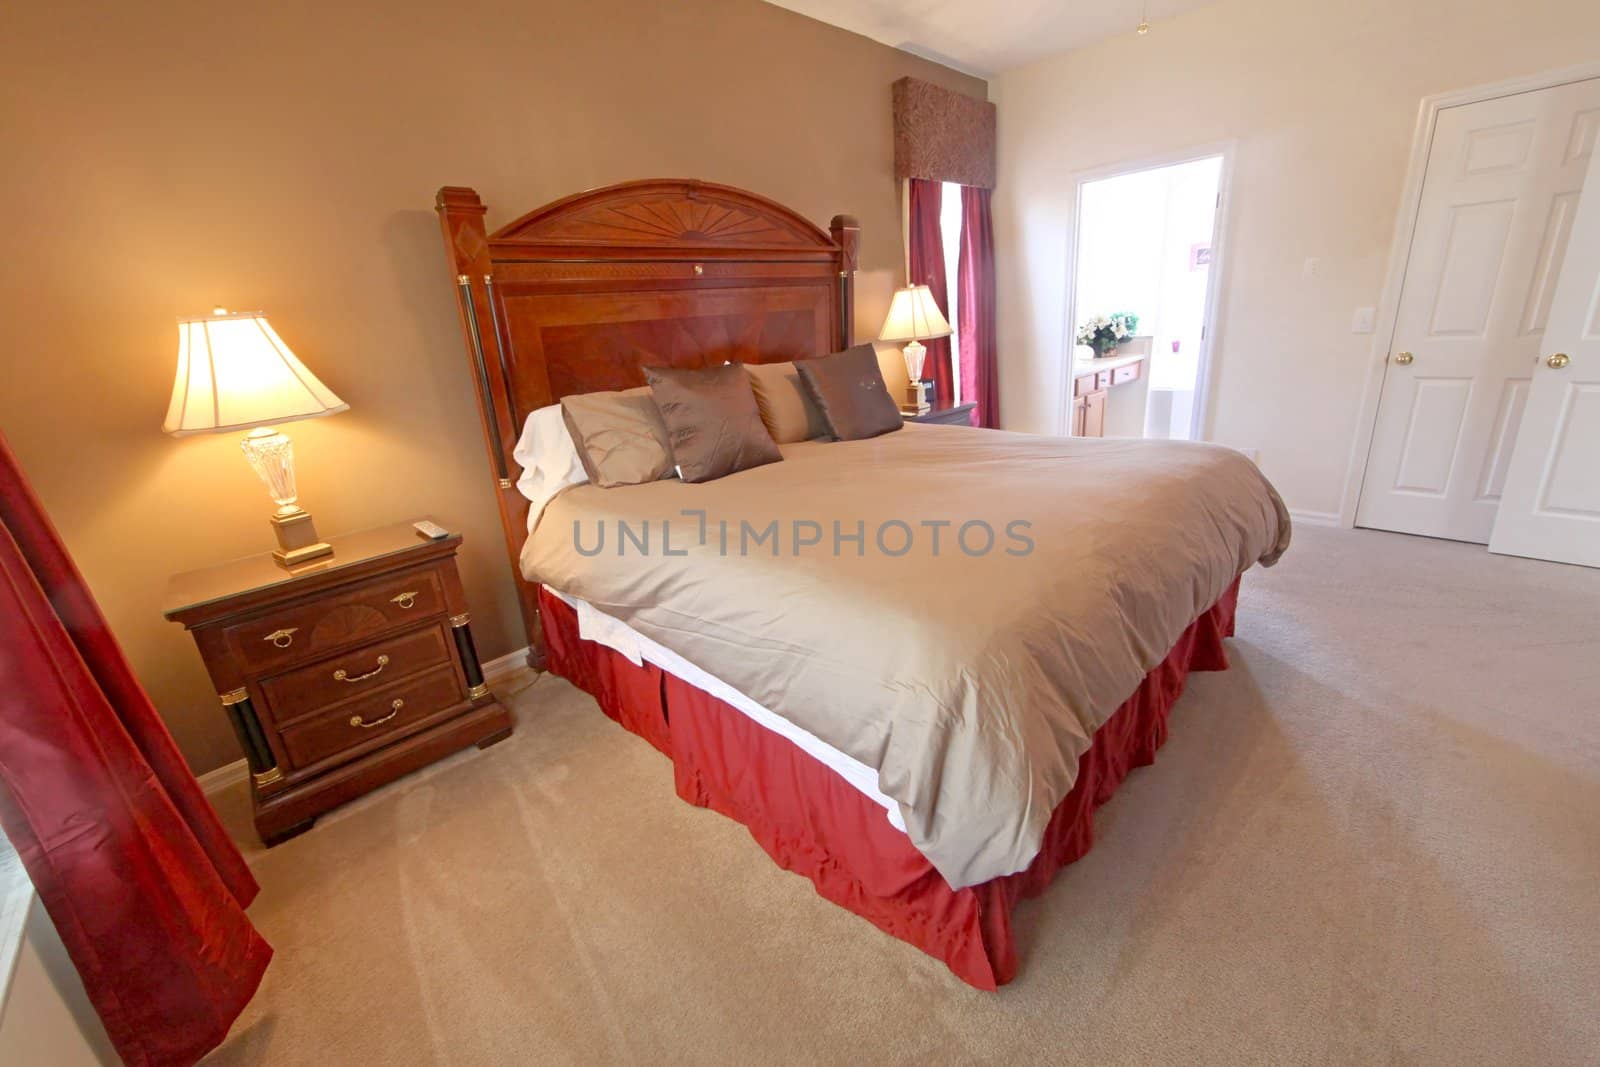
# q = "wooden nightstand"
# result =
<box><xmin>164</xmin><ymin>520</ymin><xmax>513</xmax><ymax>845</ymax></box>
<box><xmin>911</xmin><ymin>402</ymin><xmax>977</xmax><ymax>426</ymax></box>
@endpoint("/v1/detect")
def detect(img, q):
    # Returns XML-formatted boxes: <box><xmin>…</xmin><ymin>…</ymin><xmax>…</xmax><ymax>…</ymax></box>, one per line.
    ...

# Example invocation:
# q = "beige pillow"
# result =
<box><xmin>643</xmin><ymin>364</ymin><xmax>782</xmax><ymax>483</ymax></box>
<box><xmin>559</xmin><ymin>387</ymin><xmax>675</xmax><ymax>487</ymax></box>
<box><xmin>744</xmin><ymin>360</ymin><xmax>829</xmax><ymax>443</ymax></box>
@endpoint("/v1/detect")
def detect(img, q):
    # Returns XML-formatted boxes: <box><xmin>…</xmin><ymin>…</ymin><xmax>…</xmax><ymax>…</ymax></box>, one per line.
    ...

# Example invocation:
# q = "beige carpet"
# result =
<box><xmin>204</xmin><ymin>525</ymin><xmax>1600</xmax><ymax>1065</ymax></box>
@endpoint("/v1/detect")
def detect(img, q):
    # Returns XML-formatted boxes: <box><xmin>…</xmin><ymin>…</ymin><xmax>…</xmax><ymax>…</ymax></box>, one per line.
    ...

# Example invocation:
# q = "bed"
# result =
<box><xmin>435</xmin><ymin>179</ymin><xmax>1290</xmax><ymax>988</ymax></box>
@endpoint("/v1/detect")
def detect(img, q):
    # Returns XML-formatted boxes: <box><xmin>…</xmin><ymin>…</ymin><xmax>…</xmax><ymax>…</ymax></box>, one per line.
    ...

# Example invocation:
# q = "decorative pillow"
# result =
<box><xmin>559</xmin><ymin>387</ymin><xmax>675</xmax><ymax>488</ymax></box>
<box><xmin>795</xmin><ymin>343</ymin><xmax>904</xmax><ymax>441</ymax></box>
<box><xmin>512</xmin><ymin>404</ymin><xmax>589</xmax><ymax>530</ymax></box>
<box><xmin>642</xmin><ymin>363</ymin><xmax>782</xmax><ymax>483</ymax></box>
<box><xmin>744</xmin><ymin>360</ymin><xmax>829</xmax><ymax>443</ymax></box>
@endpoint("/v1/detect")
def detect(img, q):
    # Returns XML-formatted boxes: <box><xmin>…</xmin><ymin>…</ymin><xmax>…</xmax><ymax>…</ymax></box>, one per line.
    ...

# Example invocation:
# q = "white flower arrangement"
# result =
<box><xmin>1076</xmin><ymin>312</ymin><xmax>1140</xmax><ymax>357</ymax></box>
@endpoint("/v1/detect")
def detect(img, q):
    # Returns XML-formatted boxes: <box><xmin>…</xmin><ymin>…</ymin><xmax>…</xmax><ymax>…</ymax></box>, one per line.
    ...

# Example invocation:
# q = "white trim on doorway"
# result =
<box><xmin>1335</xmin><ymin>60</ymin><xmax>1600</xmax><ymax>528</ymax></box>
<box><xmin>1057</xmin><ymin>141</ymin><xmax>1237</xmax><ymax>438</ymax></box>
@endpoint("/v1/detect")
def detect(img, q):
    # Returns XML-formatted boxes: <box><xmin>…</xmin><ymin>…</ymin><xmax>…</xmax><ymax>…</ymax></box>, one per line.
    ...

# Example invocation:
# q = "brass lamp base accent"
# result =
<box><xmin>902</xmin><ymin>380</ymin><xmax>931</xmax><ymax>417</ymax></box>
<box><xmin>271</xmin><ymin>509</ymin><xmax>333</xmax><ymax>567</ymax></box>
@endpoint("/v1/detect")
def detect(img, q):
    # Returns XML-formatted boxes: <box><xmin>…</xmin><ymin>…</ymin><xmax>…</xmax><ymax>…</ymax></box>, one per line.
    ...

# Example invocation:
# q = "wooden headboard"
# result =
<box><xmin>435</xmin><ymin>179</ymin><xmax>860</xmax><ymax>664</ymax></box>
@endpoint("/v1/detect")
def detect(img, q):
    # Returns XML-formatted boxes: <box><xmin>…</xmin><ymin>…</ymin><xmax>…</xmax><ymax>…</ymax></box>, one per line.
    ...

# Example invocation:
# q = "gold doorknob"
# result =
<box><xmin>1393</xmin><ymin>351</ymin><xmax>1414</xmax><ymax>365</ymax></box>
<box><xmin>1546</xmin><ymin>352</ymin><xmax>1570</xmax><ymax>369</ymax></box>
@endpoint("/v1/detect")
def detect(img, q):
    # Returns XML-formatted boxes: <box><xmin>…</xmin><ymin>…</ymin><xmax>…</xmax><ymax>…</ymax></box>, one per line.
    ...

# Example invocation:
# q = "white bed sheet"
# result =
<box><xmin>543</xmin><ymin>586</ymin><xmax>906</xmax><ymax>832</ymax></box>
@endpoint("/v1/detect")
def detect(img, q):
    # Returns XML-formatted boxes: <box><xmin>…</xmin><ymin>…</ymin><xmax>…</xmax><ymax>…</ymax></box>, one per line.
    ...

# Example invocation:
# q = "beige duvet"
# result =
<box><xmin>523</xmin><ymin>425</ymin><xmax>1290</xmax><ymax>888</ymax></box>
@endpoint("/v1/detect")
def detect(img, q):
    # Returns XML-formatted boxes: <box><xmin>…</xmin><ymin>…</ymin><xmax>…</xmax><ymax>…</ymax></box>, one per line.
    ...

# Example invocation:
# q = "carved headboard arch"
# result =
<box><xmin>435</xmin><ymin>179</ymin><xmax>860</xmax><ymax>664</ymax></box>
<box><xmin>489</xmin><ymin>179</ymin><xmax>843</xmax><ymax>254</ymax></box>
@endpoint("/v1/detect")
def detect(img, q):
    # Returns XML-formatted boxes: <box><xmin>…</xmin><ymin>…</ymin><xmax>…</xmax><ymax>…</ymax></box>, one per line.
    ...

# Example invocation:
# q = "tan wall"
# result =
<box><xmin>991</xmin><ymin>0</ymin><xmax>1600</xmax><ymax>516</ymax></box>
<box><xmin>0</xmin><ymin>0</ymin><xmax>981</xmax><ymax>773</ymax></box>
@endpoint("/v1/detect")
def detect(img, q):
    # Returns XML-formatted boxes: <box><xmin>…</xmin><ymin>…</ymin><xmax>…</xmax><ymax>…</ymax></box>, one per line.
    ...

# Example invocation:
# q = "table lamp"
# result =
<box><xmin>163</xmin><ymin>308</ymin><xmax>348</xmax><ymax>567</ymax></box>
<box><xmin>878</xmin><ymin>284</ymin><xmax>952</xmax><ymax>416</ymax></box>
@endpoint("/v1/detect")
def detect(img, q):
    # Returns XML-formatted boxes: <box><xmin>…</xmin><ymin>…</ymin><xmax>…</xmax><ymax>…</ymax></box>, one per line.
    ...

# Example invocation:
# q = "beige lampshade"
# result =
<box><xmin>877</xmin><ymin>284</ymin><xmax>953</xmax><ymax>343</ymax></box>
<box><xmin>162</xmin><ymin>309</ymin><xmax>348</xmax><ymax>436</ymax></box>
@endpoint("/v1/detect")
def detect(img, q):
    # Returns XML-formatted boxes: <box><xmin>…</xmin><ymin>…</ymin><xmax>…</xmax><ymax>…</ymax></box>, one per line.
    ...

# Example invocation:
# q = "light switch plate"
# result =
<box><xmin>1351</xmin><ymin>306</ymin><xmax>1377</xmax><ymax>334</ymax></box>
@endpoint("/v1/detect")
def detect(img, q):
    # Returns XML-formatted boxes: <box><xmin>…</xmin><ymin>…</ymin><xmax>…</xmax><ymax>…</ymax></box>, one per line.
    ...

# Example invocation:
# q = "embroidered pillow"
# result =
<box><xmin>795</xmin><ymin>344</ymin><xmax>904</xmax><ymax>441</ymax></box>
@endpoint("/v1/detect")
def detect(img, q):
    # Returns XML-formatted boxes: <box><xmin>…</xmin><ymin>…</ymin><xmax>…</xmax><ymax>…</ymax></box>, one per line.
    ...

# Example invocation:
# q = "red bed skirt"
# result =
<box><xmin>539</xmin><ymin>580</ymin><xmax>1240</xmax><ymax>990</ymax></box>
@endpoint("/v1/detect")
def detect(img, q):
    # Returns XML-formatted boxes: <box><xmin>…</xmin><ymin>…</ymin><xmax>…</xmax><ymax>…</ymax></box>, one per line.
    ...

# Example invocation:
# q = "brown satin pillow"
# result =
<box><xmin>744</xmin><ymin>360</ymin><xmax>829</xmax><ymax>443</ymax></box>
<box><xmin>795</xmin><ymin>344</ymin><xmax>904</xmax><ymax>441</ymax></box>
<box><xmin>643</xmin><ymin>363</ymin><xmax>782</xmax><ymax>483</ymax></box>
<box><xmin>559</xmin><ymin>387</ymin><xmax>675</xmax><ymax>487</ymax></box>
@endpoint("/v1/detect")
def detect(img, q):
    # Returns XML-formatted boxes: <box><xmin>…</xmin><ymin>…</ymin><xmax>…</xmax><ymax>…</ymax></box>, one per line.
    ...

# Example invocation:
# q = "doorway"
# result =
<box><xmin>1065</xmin><ymin>151</ymin><xmax>1228</xmax><ymax>440</ymax></box>
<box><xmin>1354</xmin><ymin>75</ymin><xmax>1600</xmax><ymax>545</ymax></box>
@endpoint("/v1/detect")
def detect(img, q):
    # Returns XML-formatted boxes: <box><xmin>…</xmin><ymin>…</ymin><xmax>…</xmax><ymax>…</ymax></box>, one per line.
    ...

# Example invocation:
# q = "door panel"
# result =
<box><xmin>1358</xmin><ymin>78</ymin><xmax>1600</xmax><ymax>542</ymax></box>
<box><xmin>1489</xmin><ymin>141</ymin><xmax>1600</xmax><ymax>565</ymax></box>
<box><xmin>1426</xmin><ymin>200</ymin><xmax>1514</xmax><ymax>336</ymax></box>
<box><xmin>1393</xmin><ymin>378</ymin><xmax>1473</xmax><ymax>493</ymax></box>
<box><xmin>1462</xmin><ymin>121</ymin><xmax>1536</xmax><ymax>174</ymax></box>
<box><xmin>1540</xmin><ymin>385</ymin><xmax>1600</xmax><ymax>514</ymax></box>
<box><xmin>1475</xmin><ymin>379</ymin><xmax>1531</xmax><ymax>501</ymax></box>
<box><xmin>1519</xmin><ymin>192</ymin><xmax>1578</xmax><ymax>334</ymax></box>
<box><xmin>1565</xmin><ymin>107</ymin><xmax>1600</xmax><ymax>162</ymax></box>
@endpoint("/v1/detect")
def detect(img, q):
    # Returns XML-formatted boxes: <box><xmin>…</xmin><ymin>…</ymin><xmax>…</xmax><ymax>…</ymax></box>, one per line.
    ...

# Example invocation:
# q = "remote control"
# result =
<box><xmin>413</xmin><ymin>520</ymin><xmax>450</xmax><ymax>540</ymax></box>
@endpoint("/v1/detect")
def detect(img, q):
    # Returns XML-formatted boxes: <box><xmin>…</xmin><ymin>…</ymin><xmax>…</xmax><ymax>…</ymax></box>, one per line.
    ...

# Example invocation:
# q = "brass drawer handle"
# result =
<box><xmin>350</xmin><ymin>699</ymin><xmax>403</xmax><ymax>729</ymax></box>
<box><xmin>263</xmin><ymin>628</ymin><xmax>298</xmax><ymax>648</ymax></box>
<box><xmin>333</xmin><ymin>654</ymin><xmax>389</xmax><ymax>683</ymax></box>
<box><xmin>390</xmin><ymin>591</ymin><xmax>418</xmax><ymax>610</ymax></box>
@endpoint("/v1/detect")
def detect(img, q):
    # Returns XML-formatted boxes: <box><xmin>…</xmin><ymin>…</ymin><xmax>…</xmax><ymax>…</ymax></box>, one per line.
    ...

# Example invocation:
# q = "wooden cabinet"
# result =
<box><xmin>1069</xmin><ymin>356</ymin><xmax>1142</xmax><ymax>438</ymax></box>
<box><xmin>164</xmin><ymin>521</ymin><xmax>513</xmax><ymax>845</ymax></box>
<box><xmin>1082</xmin><ymin>389</ymin><xmax>1107</xmax><ymax>438</ymax></box>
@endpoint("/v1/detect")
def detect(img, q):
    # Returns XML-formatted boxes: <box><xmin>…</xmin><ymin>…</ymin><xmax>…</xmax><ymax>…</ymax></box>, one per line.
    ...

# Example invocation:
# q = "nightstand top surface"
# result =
<box><xmin>163</xmin><ymin>519</ymin><xmax>460</xmax><ymax>620</ymax></box>
<box><xmin>910</xmin><ymin>402</ymin><xmax>977</xmax><ymax>424</ymax></box>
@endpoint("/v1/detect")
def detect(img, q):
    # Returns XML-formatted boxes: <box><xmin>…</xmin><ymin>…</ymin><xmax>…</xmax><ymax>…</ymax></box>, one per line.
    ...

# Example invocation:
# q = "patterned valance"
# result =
<box><xmin>892</xmin><ymin>77</ymin><xmax>996</xmax><ymax>190</ymax></box>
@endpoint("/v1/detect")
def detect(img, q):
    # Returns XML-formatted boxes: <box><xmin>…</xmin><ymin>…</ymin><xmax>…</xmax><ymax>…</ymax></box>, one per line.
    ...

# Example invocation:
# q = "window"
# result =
<box><xmin>940</xmin><ymin>181</ymin><xmax>964</xmax><ymax>404</ymax></box>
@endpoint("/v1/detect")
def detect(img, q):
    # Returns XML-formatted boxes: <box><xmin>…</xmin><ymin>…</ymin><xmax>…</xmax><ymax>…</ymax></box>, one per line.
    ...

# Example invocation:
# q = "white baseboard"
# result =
<box><xmin>1288</xmin><ymin>508</ymin><xmax>1342</xmax><ymax>527</ymax></box>
<box><xmin>196</xmin><ymin>647</ymin><xmax>536</xmax><ymax>797</ymax></box>
<box><xmin>197</xmin><ymin>759</ymin><xmax>248</xmax><ymax>797</ymax></box>
<box><xmin>481</xmin><ymin>646</ymin><xmax>533</xmax><ymax>681</ymax></box>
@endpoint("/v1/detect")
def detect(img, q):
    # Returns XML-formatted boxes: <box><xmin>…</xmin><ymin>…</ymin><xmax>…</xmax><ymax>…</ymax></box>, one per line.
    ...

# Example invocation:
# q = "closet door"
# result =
<box><xmin>1357</xmin><ymin>79</ymin><xmax>1600</xmax><ymax>542</ymax></box>
<box><xmin>1488</xmin><ymin>141</ymin><xmax>1600</xmax><ymax>566</ymax></box>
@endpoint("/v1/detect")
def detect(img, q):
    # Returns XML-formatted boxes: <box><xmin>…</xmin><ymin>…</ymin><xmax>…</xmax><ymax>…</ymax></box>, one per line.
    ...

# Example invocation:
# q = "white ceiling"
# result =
<box><xmin>766</xmin><ymin>0</ymin><xmax>1215</xmax><ymax>77</ymax></box>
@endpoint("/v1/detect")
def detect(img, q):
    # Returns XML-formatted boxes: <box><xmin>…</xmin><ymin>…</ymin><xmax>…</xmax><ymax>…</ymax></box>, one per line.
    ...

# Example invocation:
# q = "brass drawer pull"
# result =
<box><xmin>333</xmin><ymin>654</ymin><xmax>389</xmax><ymax>683</ymax></box>
<box><xmin>263</xmin><ymin>628</ymin><xmax>298</xmax><ymax>648</ymax></box>
<box><xmin>390</xmin><ymin>591</ymin><xmax>418</xmax><ymax>610</ymax></box>
<box><xmin>350</xmin><ymin>699</ymin><xmax>403</xmax><ymax>729</ymax></box>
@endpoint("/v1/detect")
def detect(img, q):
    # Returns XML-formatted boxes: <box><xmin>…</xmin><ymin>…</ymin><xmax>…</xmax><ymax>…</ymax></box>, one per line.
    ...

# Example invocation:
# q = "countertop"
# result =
<box><xmin>1071</xmin><ymin>351</ymin><xmax>1146</xmax><ymax>376</ymax></box>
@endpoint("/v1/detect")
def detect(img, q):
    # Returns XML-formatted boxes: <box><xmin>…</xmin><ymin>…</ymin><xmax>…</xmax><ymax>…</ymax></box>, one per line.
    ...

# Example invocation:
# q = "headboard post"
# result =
<box><xmin>436</xmin><ymin>185</ymin><xmax>546</xmax><ymax>667</ymax></box>
<box><xmin>830</xmin><ymin>214</ymin><xmax>860</xmax><ymax>347</ymax></box>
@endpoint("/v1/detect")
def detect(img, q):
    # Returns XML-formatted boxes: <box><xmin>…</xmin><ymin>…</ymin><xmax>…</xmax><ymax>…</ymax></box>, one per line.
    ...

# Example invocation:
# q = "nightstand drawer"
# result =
<box><xmin>258</xmin><ymin>623</ymin><xmax>457</xmax><ymax>727</ymax></box>
<box><xmin>224</xmin><ymin>565</ymin><xmax>448</xmax><ymax>673</ymax></box>
<box><xmin>278</xmin><ymin>664</ymin><xmax>464</xmax><ymax>771</ymax></box>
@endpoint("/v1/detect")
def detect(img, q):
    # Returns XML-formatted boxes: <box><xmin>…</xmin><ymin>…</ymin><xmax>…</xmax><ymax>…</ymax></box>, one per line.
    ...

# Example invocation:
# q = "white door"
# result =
<box><xmin>1488</xmin><ymin>141</ymin><xmax>1600</xmax><ymax>566</ymax></box>
<box><xmin>1357</xmin><ymin>78</ymin><xmax>1600</xmax><ymax>542</ymax></box>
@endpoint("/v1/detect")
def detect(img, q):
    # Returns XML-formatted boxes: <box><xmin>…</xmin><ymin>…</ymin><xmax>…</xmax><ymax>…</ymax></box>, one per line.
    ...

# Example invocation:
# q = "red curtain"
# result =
<box><xmin>0</xmin><ymin>431</ymin><xmax>271</xmax><ymax>1067</ymax></box>
<box><xmin>907</xmin><ymin>177</ymin><xmax>955</xmax><ymax>408</ymax></box>
<box><xmin>957</xmin><ymin>185</ymin><xmax>1000</xmax><ymax>428</ymax></box>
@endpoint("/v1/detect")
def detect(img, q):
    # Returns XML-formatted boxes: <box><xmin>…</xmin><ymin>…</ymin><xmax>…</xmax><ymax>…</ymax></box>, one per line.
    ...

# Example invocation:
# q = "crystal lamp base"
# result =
<box><xmin>241</xmin><ymin>427</ymin><xmax>333</xmax><ymax>567</ymax></box>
